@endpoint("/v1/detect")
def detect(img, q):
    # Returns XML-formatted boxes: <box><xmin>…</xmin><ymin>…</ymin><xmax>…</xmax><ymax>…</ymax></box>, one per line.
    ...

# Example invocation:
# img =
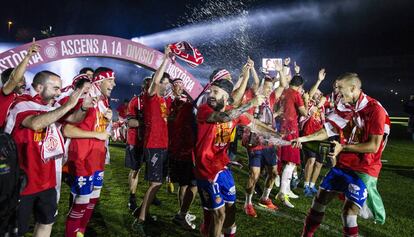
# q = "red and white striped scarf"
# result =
<box><xmin>325</xmin><ymin>92</ymin><xmax>390</xmax><ymax>149</ymax></box>
<box><xmin>169</xmin><ymin>41</ymin><xmax>204</xmax><ymax>68</ymax></box>
<box><xmin>5</xmin><ymin>94</ymin><xmax>65</xmax><ymax>162</ymax></box>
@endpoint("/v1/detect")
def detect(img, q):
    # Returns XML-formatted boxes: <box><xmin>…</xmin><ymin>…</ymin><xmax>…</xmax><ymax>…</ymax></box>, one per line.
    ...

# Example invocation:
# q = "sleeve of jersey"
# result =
<box><xmin>13</xmin><ymin>110</ymin><xmax>39</xmax><ymax>142</ymax></box>
<box><xmin>368</xmin><ymin>105</ymin><xmax>386</xmax><ymax>135</ymax></box>
<box><xmin>197</xmin><ymin>104</ymin><xmax>213</xmax><ymax>123</ymax></box>
<box><xmin>296</xmin><ymin>92</ymin><xmax>305</xmax><ymax>107</ymax></box>
<box><xmin>127</xmin><ymin>97</ymin><xmax>138</xmax><ymax>119</ymax></box>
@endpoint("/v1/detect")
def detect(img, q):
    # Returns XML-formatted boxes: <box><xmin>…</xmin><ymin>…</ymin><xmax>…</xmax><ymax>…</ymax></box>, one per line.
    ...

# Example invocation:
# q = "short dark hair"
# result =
<box><xmin>290</xmin><ymin>75</ymin><xmax>304</xmax><ymax>87</ymax></box>
<box><xmin>74</xmin><ymin>78</ymin><xmax>91</xmax><ymax>89</ymax></box>
<box><xmin>79</xmin><ymin>67</ymin><xmax>94</xmax><ymax>74</ymax></box>
<box><xmin>93</xmin><ymin>67</ymin><xmax>113</xmax><ymax>78</ymax></box>
<box><xmin>1</xmin><ymin>68</ymin><xmax>14</xmax><ymax>85</ymax></box>
<box><xmin>32</xmin><ymin>70</ymin><xmax>60</xmax><ymax>87</ymax></box>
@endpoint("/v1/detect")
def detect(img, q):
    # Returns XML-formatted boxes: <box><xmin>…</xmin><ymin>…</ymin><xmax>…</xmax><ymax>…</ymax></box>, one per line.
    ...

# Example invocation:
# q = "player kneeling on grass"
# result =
<box><xmin>293</xmin><ymin>73</ymin><xmax>389</xmax><ymax>237</ymax></box>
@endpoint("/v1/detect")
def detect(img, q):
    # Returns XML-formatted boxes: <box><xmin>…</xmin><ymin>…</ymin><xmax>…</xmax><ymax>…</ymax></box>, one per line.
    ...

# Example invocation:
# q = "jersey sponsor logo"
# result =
<box><xmin>160</xmin><ymin>100</ymin><xmax>168</xmax><ymax>122</ymax></box>
<box><xmin>33</xmin><ymin>129</ymin><xmax>46</xmax><ymax>142</ymax></box>
<box><xmin>95</xmin><ymin>112</ymin><xmax>109</xmax><ymax>132</ymax></box>
<box><xmin>214</xmin><ymin>121</ymin><xmax>234</xmax><ymax>148</ymax></box>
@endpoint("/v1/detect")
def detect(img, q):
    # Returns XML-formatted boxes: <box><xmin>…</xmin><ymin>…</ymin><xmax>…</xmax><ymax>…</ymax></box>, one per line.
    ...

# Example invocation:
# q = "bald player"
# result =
<box><xmin>293</xmin><ymin>73</ymin><xmax>389</xmax><ymax>237</ymax></box>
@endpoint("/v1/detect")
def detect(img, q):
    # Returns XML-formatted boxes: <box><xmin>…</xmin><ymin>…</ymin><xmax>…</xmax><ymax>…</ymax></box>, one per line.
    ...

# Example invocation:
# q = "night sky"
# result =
<box><xmin>1</xmin><ymin>0</ymin><xmax>414</xmax><ymax>115</ymax></box>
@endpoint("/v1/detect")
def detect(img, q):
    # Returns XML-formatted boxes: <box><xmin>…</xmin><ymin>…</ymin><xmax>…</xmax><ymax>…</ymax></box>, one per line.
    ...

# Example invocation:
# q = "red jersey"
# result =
<box><xmin>241</xmin><ymin>89</ymin><xmax>279</xmax><ymax>151</ymax></box>
<box><xmin>0</xmin><ymin>89</ymin><xmax>17</xmax><ymax>129</ymax></box>
<box><xmin>7</xmin><ymin>94</ymin><xmax>60</xmax><ymax>195</ymax></box>
<box><xmin>126</xmin><ymin>96</ymin><xmax>144</xmax><ymax>146</ymax></box>
<box><xmin>143</xmin><ymin>94</ymin><xmax>169</xmax><ymax>149</ymax></box>
<box><xmin>327</xmin><ymin>95</ymin><xmax>388</xmax><ymax>177</ymax></box>
<box><xmin>301</xmin><ymin>100</ymin><xmax>325</xmax><ymax>136</ymax></box>
<box><xmin>195</xmin><ymin>104</ymin><xmax>250</xmax><ymax>180</ymax></box>
<box><xmin>67</xmin><ymin>99</ymin><xmax>110</xmax><ymax>176</ymax></box>
<box><xmin>168</xmin><ymin>97</ymin><xmax>195</xmax><ymax>161</ymax></box>
<box><xmin>280</xmin><ymin>88</ymin><xmax>304</xmax><ymax>134</ymax></box>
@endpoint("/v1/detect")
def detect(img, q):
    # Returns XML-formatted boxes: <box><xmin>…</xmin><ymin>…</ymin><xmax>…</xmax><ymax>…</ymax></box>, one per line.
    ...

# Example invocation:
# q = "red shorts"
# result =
<box><xmin>280</xmin><ymin>132</ymin><xmax>300</xmax><ymax>164</ymax></box>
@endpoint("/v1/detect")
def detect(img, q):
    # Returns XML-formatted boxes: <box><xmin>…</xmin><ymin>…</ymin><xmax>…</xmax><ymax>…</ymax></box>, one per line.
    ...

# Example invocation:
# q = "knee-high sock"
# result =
<box><xmin>280</xmin><ymin>164</ymin><xmax>295</xmax><ymax>194</ymax></box>
<box><xmin>302</xmin><ymin>199</ymin><xmax>326</xmax><ymax>237</ymax></box>
<box><xmin>79</xmin><ymin>198</ymin><xmax>99</xmax><ymax>232</ymax></box>
<box><xmin>65</xmin><ymin>203</ymin><xmax>88</xmax><ymax>237</ymax></box>
<box><xmin>342</xmin><ymin>215</ymin><xmax>358</xmax><ymax>237</ymax></box>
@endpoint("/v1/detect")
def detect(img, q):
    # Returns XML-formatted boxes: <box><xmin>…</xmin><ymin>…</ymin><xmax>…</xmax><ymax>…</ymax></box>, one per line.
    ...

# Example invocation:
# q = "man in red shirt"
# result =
<box><xmin>168</xmin><ymin>78</ymin><xmax>198</xmax><ymax>230</ymax></box>
<box><xmin>195</xmin><ymin>77</ymin><xmax>269</xmax><ymax>237</ymax></box>
<box><xmin>294</xmin><ymin>73</ymin><xmax>389</xmax><ymax>237</ymax></box>
<box><xmin>125</xmin><ymin>77</ymin><xmax>150</xmax><ymax>211</ymax></box>
<box><xmin>241</xmin><ymin>73</ymin><xmax>287</xmax><ymax>217</ymax></box>
<box><xmin>300</xmin><ymin>69</ymin><xmax>327</xmax><ymax>197</ymax></box>
<box><xmin>277</xmin><ymin>74</ymin><xmax>308</xmax><ymax>208</ymax></box>
<box><xmin>5</xmin><ymin>70</ymin><xmax>85</xmax><ymax>237</ymax></box>
<box><xmin>0</xmin><ymin>42</ymin><xmax>39</xmax><ymax>130</ymax></box>
<box><xmin>65</xmin><ymin>67</ymin><xmax>116</xmax><ymax>237</ymax></box>
<box><xmin>132</xmin><ymin>46</ymin><xmax>172</xmax><ymax>235</ymax></box>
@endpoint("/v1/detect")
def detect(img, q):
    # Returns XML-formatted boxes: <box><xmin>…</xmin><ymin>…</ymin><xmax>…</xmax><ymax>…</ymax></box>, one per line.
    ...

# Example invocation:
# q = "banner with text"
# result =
<box><xmin>0</xmin><ymin>35</ymin><xmax>203</xmax><ymax>99</ymax></box>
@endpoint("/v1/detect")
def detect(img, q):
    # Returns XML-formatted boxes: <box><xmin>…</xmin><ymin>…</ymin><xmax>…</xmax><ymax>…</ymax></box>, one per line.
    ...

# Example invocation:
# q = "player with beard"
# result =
<box><xmin>132</xmin><ymin>46</ymin><xmax>172</xmax><ymax>236</ymax></box>
<box><xmin>196</xmin><ymin>75</ymin><xmax>283</xmax><ymax>237</ymax></box>
<box><xmin>0</xmin><ymin>42</ymin><xmax>40</xmax><ymax>130</ymax></box>
<box><xmin>168</xmin><ymin>78</ymin><xmax>198</xmax><ymax>230</ymax></box>
<box><xmin>5</xmin><ymin>70</ymin><xmax>87</xmax><ymax>237</ymax></box>
<box><xmin>294</xmin><ymin>73</ymin><xmax>389</xmax><ymax>236</ymax></box>
<box><xmin>125</xmin><ymin>77</ymin><xmax>151</xmax><ymax>211</ymax></box>
<box><xmin>65</xmin><ymin>67</ymin><xmax>116</xmax><ymax>237</ymax></box>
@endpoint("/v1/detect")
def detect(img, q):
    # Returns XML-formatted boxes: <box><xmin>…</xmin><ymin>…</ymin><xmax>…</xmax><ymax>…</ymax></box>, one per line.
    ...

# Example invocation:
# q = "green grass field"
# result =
<box><xmin>49</xmin><ymin>123</ymin><xmax>414</xmax><ymax>237</ymax></box>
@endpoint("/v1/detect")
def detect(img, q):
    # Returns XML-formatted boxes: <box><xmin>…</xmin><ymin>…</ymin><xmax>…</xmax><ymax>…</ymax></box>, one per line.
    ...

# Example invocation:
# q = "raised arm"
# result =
<box><xmin>273</xmin><ymin>59</ymin><xmax>288</xmax><ymax>99</ymax></box>
<box><xmin>250</xmin><ymin>58</ymin><xmax>260</xmax><ymax>93</ymax></box>
<box><xmin>148</xmin><ymin>46</ymin><xmax>171</xmax><ymax>96</ymax></box>
<box><xmin>22</xmin><ymin>89</ymin><xmax>83</xmax><ymax>131</ymax></box>
<box><xmin>308</xmin><ymin>68</ymin><xmax>326</xmax><ymax>98</ymax></box>
<box><xmin>232</xmin><ymin>59</ymin><xmax>252</xmax><ymax>107</ymax></box>
<box><xmin>2</xmin><ymin>41</ymin><xmax>40</xmax><ymax>95</ymax></box>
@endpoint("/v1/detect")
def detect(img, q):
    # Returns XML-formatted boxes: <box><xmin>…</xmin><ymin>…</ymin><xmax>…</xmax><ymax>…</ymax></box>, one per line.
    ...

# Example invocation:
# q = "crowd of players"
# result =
<box><xmin>0</xmin><ymin>42</ymin><xmax>389</xmax><ymax>237</ymax></box>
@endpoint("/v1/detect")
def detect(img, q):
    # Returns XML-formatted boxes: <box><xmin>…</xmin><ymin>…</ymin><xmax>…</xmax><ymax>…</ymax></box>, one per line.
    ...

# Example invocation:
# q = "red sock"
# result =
<box><xmin>65</xmin><ymin>203</ymin><xmax>88</xmax><ymax>237</ymax></box>
<box><xmin>343</xmin><ymin>226</ymin><xmax>358</xmax><ymax>237</ymax></box>
<box><xmin>79</xmin><ymin>198</ymin><xmax>99</xmax><ymax>232</ymax></box>
<box><xmin>302</xmin><ymin>208</ymin><xmax>325</xmax><ymax>237</ymax></box>
<box><xmin>224</xmin><ymin>226</ymin><xmax>237</xmax><ymax>237</ymax></box>
<box><xmin>200</xmin><ymin>210</ymin><xmax>211</xmax><ymax>236</ymax></box>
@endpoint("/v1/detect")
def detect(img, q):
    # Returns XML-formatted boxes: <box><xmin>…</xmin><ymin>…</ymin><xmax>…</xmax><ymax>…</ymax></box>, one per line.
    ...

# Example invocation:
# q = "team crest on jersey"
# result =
<box><xmin>215</xmin><ymin>195</ymin><xmax>222</xmax><ymax>204</ymax></box>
